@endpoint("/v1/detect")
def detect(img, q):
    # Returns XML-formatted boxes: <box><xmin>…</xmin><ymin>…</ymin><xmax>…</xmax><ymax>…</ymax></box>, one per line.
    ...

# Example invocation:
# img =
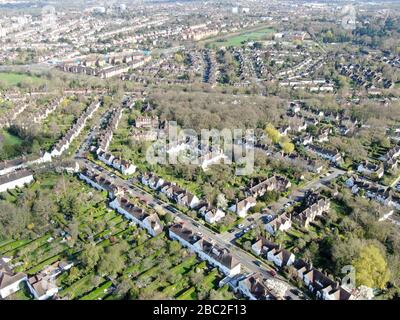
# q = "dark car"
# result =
<box><xmin>253</xmin><ymin>260</ymin><xmax>262</xmax><ymax>267</ymax></box>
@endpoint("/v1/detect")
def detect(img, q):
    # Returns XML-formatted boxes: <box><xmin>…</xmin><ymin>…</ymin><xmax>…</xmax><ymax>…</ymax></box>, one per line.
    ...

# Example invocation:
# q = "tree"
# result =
<box><xmin>162</xmin><ymin>212</ymin><xmax>174</xmax><ymax>225</ymax></box>
<box><xmin>265</xmin><ymin>124</ymin><xmax>281</xmax><ymax>144</ymax></box>
<box><xmin>352</xmin><ymin>244</ymin><xmax>390</xmax><ymax>289</ymax></box>
<box><xmin>98</xmin><ymin>246</ymin><xmax>127</xmax><ymax>277</ymax></box>
<box><xmin>209</xmin><ymin>289</ymin><xmax>224</xmax><ymax>300</ymax></box>
<box><xmin>281</xmin><ymin>141</ymin><xmax>295</xmax><ymax>155</ymax></box>
<box><xmin>216</xmin><ymin>193</ymin><xmax>228</xmax><ymax>210</ymax></box>
<box><xmin>80</xmin><ymin>243</ymin><xmax>104</xmax><ymax>270</ymax></box>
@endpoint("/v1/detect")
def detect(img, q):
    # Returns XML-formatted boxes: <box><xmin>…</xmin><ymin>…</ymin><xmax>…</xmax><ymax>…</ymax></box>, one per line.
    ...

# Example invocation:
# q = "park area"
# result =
<box><xmin>0</xmin><ymin>72</ymin><xmax>45</xmax><ymax>88</ymax></box>
<box><xmin>202</xmin><ymin>26</ymin><xmax>275</xmax><ymax>48</ymax></box>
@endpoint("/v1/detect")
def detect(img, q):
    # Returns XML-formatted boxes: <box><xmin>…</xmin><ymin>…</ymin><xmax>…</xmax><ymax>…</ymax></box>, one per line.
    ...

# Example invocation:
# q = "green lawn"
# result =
<box><xmin>0</xmin><ymin>129</ymin><xmax>23</xmax><ymax>147</ymax></box>
<box><xmin>0</xmin><ymin>72</ymin><xmax>43</xmax><ymax>87</ymax></box>
<box><xmin>203</xmin><ymin>26</ymin><xmax>275</xmax><ymax>48</ymax></box>
<box><xmin>79</xmin><ymin>281</ymin><xmax>113</xmax><ymax>300</ymax></box>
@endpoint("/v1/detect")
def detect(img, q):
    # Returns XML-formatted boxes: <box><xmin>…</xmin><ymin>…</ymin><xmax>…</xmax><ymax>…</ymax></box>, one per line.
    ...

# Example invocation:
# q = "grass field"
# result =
<box><xmin>0</xmin><ymin>72</ymin><xmax>43</xmax><ymax>87</ymax></box>
<box><xmin>0</xmin><ymin>129</ymin><xmax>25</xmax><ymax>161</ymax></box>
<box><xmin>203</xmin><ymin>26</ymin><xmax>275</xmax><ymax>48</ymax></box>
<box><xmin>0</xmin><ymin>129</ymin><xmax>23</xmax><ymax>147</ymax></box>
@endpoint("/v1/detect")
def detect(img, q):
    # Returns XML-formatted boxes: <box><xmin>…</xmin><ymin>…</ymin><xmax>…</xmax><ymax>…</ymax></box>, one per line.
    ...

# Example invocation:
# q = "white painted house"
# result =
<box><xmin>0</xmin><ymin>257</ymin><xmax>28</xmax><ymax>299</ymax></box>
<box><xmin>0</xmin><ymin>170</ymin><xmax>34</xmax><ymax>193</ymax></box>
<box><xmin>229</xmin><ymin>197</ymin><xmax>257</xmax><ymax>218</ymax></box>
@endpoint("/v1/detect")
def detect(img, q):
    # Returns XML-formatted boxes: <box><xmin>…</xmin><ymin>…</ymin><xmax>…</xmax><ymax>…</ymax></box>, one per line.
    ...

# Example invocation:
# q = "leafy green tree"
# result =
<box><xmin>353</xmin><ymin>244</ymin><xmax>390</xmax><ymax>289</ymax></box>
<box><xmin>265</xmin><ymin>124</ymin><xmax>281</xmax><ymax>144</ymax></box>
<box><xmin>80</xmin><ymin>243</ymin><xmax>104</xmax><ymax>270</ymax></box>
<box><xmin>281</xmin><ymin>141</ymin><xmax>295</xmax><ymax>155</ymax></box>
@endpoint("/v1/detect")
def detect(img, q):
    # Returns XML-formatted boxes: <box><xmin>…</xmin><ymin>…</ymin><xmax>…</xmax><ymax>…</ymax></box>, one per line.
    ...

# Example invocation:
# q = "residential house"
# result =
<box><xmin>0</xmin><ymin>257</ymin><xmax>27</xmax><ymax>299</ymax></box>
<box><xmin>141</xmin><ymin>173</ymin><xmax>165</xmax><ymax>190</ymax></box>
<box><xmin>197</xmin><ymin>202</ymin><xmax>226</xmax><ymax>224</ymax></box>
<box><xmin>78</xmin><ymin>168</ymin><xmax>123</xmax><ymax>199</ymax></box>
<box><xmin>112</xmin><ymin>158</ymin><xmax>137</xmax><ymax>175</ymax></box>
<box><xmin>293</xmin><ymin>259</ymin><xmax>353</xmax><ymax>300</ymax></box>
<box><xmin>381</xmin><ymin>145</ymin><xmax>400</xmax><ymax>163</ymax></box>
<box><xmin>229</xmin><ymin>197</ymin><xmax>257</xmax><ymax>218</ymax></box>
<box><xmin>317</xmin><ymin>129</ymin><xmax>330</xmax><ymax>143</ymax></box>
<box><xmin>169</xmin><ymin>223</ymin><xmax>241</xmax><ymax>277</ymax></box>
<box><xmin>236</xmin><ymin>273</ymin><xmax>277</xmax><ymax>300</ymax></box>
<box><xmin>160</xmin><ymin>183</ymin><xmax>200</xmax><ymax>209</ymax></box>
<box><xmin>27</xmin><ymin>261</ymin><xmax>73</xmax><ymax>300</ymax></box>
<box><xmin>265</xmin><ymin>213</ymin><xmax>292</xmax><ymax>235</ymax></box>
<box><xmin>307</xmin><ymin>145</ymin><xmax>342</xmax><ymax>164</ymax></box>
<box><xmin>0</xmin><ymin>169</ymin><xmax>34</xmax><ymax>193</ymax></box>
<box><xmin>293</xmin><ymin>193</ymin><xmax>330</xmax><ymax>228</ymax></box>
<box><xmin>248</xmin><ymin>176</ymin><xmax>291</xmax><ymax>198</ymax></box>
<box><xmin>0</xmin><ymin>157</ymin><xmax>26</xmax><ymax>176</ymax></box>
<box><xmin>135</xmin><ymin>115</ymin><xmax>159</xmax><ymax>129</ymax></box>
<box><xmin>109</xmin><ymin>197</ymin><xmax>163</xmax><ymax>236</ymax></box>
<box><xmin>251</xmin><ymin>237</ymin><xmax>295</xmax><ymax>268</ymax></box>
<box><xmin>357</xmin><ymin>161</ymin><xmax>384</xmax><ymax>179</ymax></box>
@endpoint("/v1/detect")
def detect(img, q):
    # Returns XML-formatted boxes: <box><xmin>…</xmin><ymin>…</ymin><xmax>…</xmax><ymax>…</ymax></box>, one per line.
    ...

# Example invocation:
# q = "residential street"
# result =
<box><xmin>78</xmin><ymin>158</ymin><xmax>303</xmax><ymax>299</ymax></box>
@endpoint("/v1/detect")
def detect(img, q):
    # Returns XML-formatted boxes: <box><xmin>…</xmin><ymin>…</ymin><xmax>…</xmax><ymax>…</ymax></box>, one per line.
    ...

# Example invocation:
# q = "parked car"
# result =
<box><xmin>238</xmin><ymin>224</ymin><xmax>245</xmax><ymax>229</ymax></box>
<box><xmin>269</xmin><ymin>270</ymin><xmax>277</xmax><ymax>277</ymax></box>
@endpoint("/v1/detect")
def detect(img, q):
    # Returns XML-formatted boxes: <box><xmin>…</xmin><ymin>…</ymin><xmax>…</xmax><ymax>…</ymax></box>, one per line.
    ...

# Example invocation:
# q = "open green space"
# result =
<box><xmin>0</xmin><ymin>72</ymin><xmax>44</xmax><ymax>87</ymax></box>
<box><xmin>202</xmin><ymin>26</ymin><xmax>275</xmax><ymax>48</ymax></box>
